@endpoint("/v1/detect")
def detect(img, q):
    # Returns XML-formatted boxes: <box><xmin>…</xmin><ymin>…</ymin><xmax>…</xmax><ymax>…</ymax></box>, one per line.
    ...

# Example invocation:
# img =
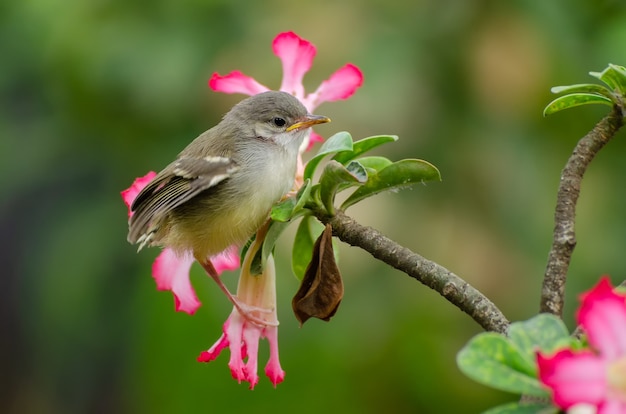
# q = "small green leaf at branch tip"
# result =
<box><xmin>332</xmin><ymin>135</ymin><xmax>399</xmax><ymax>164</ymax></box>
<box><xmin>319</xmin><ymin>160</ymin><xmax>368</xmax><ymax>215</ymax></box>
<box><xmin>550</xmin><ymin>83</ymin><xmax>613</xmax><ymax>98</ymax></box>
<box><xmin>481</xmin><ymin>402</ymin><xmax>557</xmax><ymax>414</ymax></box>
<box><xmin>341</xmin><ymin>159</ymin><xmax>441</xmax><ymax>210</ymax></box>
<box><xmin>590</xmin><ymin>64</ymin><xmax>626</xmax><ymax>93</ymax></box>
<box><xmin>543</xmin><ymin>93</ymin><xmax>613</xmax><ymax>116</ymax></box>
<box><xmin>609</xmin><ymin>64</ymin><xmax>626</xmax><ymax>85</ymax></box>
<box><xmin>303</xmin><ymin>131</ymin><xmax>353</xmax><ymax>180</ymax></box>
<box><xmin>457</xmin><ymin>333</ymin><xmax>549</xmax><ymax>397</ymax></box>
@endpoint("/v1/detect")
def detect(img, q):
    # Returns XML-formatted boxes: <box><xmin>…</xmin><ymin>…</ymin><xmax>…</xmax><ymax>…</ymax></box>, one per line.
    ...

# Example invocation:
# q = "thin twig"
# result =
<box><xmin>313</xmin><ymin>209</ymin><xmax>510</xmax><ymax>334</ymax></box>
<box><xmin>540</xmin><ymin>106</ymin><xmax>624</xmax><ymax>316</ymax></box>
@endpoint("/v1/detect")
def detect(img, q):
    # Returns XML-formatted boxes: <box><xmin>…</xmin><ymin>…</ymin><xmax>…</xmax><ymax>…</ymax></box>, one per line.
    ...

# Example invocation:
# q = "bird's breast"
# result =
<box><xmin>166</xmin><ymin>143</ymin><xmax>297</xmax><ymax>258</ymax></box>
<box><xmin>233</xmin><ymin>143</ymin><xmax>297</xmax><ymax>209</ymax></box>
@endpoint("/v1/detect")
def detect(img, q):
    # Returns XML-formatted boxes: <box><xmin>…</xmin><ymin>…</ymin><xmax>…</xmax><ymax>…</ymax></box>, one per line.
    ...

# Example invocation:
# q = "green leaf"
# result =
<box><xmin>319</xmin><ymin>160</ymin><xmax>368</xmax><ymax>215</ymax></box>
<box><xmin>609</xmin><ymin>63</ymin><xmax>626</xmax><ymax>91</ymax></box>
<box><xmin>482</xmin><ymin>402</ymin><xmax>557</xmax><ymax>414</ymax></box>
<box><xmin>305</xmin><ymin>183</ymin><xmax>322</xmax><ymax>210</ymax></box>
<box><xmin>292</xmin><ymin>179</ymin><xmax>313</xmax><ymax>216</ymax></box>
<box><xmin>271</xmin><ymin>197</ymin><xmax>297</xmax><ymax>222</ymax></box>
<box><xmin>508</xmin><ymin>314</ymin><xmax>571</xmax><ymax>375</ymax></box>
<box><xmin>261</xmin><ymin>221</ymin><xmax>290</xmax><ymax>269</ymax></box>
<box><xmin>547</xmin><ymin>64</ymin><xmax>626</xmax><ymax>116</ymax></box>
<box><xmin>550</xmin><ymin>83</ymin><xmax>613</xmax><ymax>98</ymax></box>
<box><xmin>543</xmin><ymin>93</ymin><xmax>613</xmax><ymax>116</ymax></box>
<box><xmin>590</xmin><ymin>64</ymin><xmax>626</xmax><ymax>93</ymax></box>
<box><xmin>249</xmin><ymin>221</ymin><xmax>291</xmax><ymax>275</ymax></box>
<box><xmin>610</xmin><ymin>63</ymin><xmax>626</xmax><ymax>76</ymax></box>
<box><xmin>303</xmin><ymin>131</ymin><xmax>353</xmax><ymax>181</ymax></box>
<box><xmin>332</xmin><ymin>135</ymin><xmax>398</xmax><ymax>164</ymax></box>
<box><xmin>270</xmin><ymin>179</ymin><xmax>314</xmax><ymax>222</ymax></box>
<box><xmin>342</xmin><ymin>159</ymin><xmax>441</xmax><ymax>209</ymax></box>
<box><xmin>356</xmin><ymin>156</ymin><xmax>393</xmax><ymax>172</ymax></box>
<box><xmin>457</xmin><ymin>333</ymin><xmax>549</xmax><ymax>397</ymax></box>
<box><xmin>292</xmin><ymin>216</ymin><xmax>323</xmax><ymax>280</ymax></box>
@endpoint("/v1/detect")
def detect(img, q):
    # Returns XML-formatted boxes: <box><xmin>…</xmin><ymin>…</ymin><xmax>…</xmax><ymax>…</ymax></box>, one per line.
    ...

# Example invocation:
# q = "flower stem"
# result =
<box><xmin>540</xmin><ymin>107</ymin><xmax>624</xmax><ymax>316</ymax></box>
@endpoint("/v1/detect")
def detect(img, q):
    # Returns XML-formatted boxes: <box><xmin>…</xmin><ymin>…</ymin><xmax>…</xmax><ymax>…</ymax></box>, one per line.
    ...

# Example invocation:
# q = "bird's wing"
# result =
<box><xmin>127</xmin><ymin>156</ymin><xmax>239</xmax><ymax>246</ymax></box>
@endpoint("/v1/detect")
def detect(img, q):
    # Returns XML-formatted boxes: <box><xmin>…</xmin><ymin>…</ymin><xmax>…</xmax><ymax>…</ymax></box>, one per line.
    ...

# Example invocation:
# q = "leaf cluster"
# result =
<box><xmin>271</xmin><ymin>131</ymin><xmax>441</xmax><ymax>280</ymax></box>
<box><xmin>544</xmin><ymin>64</ymin><xmax>626</xmax><ymax>116</ymax></box>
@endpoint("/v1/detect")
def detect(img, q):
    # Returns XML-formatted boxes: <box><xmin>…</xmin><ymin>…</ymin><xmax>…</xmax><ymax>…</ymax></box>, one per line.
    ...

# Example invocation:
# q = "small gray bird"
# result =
<box><xmin>128</xmin><ymin>91</ymin><xmax>329</xmax><ymax>313</ymax></box>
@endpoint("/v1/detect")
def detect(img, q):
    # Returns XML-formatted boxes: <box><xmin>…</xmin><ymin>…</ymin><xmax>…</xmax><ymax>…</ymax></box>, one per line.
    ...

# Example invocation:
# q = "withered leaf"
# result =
<box><xmin>292</xmin><ymin>224</ymin><xmax>344</xmax><ymax>325</ymax></box>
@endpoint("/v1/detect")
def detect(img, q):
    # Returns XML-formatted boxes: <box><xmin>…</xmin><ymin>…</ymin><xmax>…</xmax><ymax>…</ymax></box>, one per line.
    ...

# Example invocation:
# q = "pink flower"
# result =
<box><xmin>537</xmin><ymin>277</ymin><xmax>626</xmax><ymax>413</ymax></box>
<box><xmin>209</xmin><ymin>31</ymin><xmax>363</xmax><ymax>150</ymax></box>
<box><xmin>195</xmin><ymin>33</ymin><xmax>363</xmax><ymax>387</ymax></box>
<box><xmin>198</xmin><ymin>238</ymin><xmax>284</xmax><ymax>389</ymax></box>
<box><xmin>121</xmin><ymin>173</ymin><xmax>240</xmax><ymax>315</ymax></box>
<box><xmin>123</xmin><ymin>32</ymin><xmax>362</xmax><ymax>388</ymax></box>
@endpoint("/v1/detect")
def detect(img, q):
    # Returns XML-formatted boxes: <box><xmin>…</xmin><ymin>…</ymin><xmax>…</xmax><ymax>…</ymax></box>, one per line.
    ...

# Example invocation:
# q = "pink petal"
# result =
<box><xmin>197</xmin><ymin>332</ymin><xmax>229</xmax><ymax>363</ymax></box>
<box><xmin>263</xmin><ymin>325</ymin><xmax>285</xmax><ymax>387</ymax></box>
<box><xmin>208</xmin><ymin>71</ymin><xmax>270</xmax><ymax>96</ymax></box>
<box><xmin>598</xmin><ymin>398</ymin><xmax>626</xmax><ymax>414</ymax></box>
<box><xmin>537</xmin><ymin>349</ymin><xmax>607</xmax><ymax>409</ymax></box>
<box><xmin>152</xmin><ymin>249</ymin><xmax>200</xmax><ymax>314</ymax></box>
<box><xmin>120</xmin><ymin>171</ymin><xmax>157</xmax><ymax>217</ymax></box>
<box><xmin>598</xmin><ymin>399</ymin><xmax>626</xmax><ymax>414</ymax></box>
<box><xmin>577</xmin><ymin>277</ymin><xmax>626</xmax><ymax>360</ymax></box>
<box><xmin>273</xmin><ymin>31</ymin><xmax>316</xmax><ymax>98</ymax></box>
<box><xmin>210</xmin><ymin>245</ymin><xmax>240</xmax><ymax>274</ymax></box>
<box><xmin>304</xmin><ymin>63</ymin><xmax>363</xmax><ymax>110</ymax></box>
<box><xmin>224</xmin><ymin>311</ymin><xmax>247</xmax><ymax>383</ymax></box>
<box><xmin>242</xmin><ymin>324</ymin><xmax>262</xmax><ymax>389</ymax></box>
<box><xmin>305</xmin><ymin>131</ymin><xmax>325</xmax><ymax>151</ymax></box>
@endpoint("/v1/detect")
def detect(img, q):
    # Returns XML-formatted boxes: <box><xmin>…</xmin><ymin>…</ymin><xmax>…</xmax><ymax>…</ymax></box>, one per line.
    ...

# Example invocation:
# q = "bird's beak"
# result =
<box><xmin>286</xmin><ymin>114</ymin><xmax>331</xmax><ymax>132</ymax></box>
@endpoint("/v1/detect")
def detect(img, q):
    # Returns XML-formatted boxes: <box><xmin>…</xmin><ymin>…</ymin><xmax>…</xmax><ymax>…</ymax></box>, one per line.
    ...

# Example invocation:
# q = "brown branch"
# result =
<box><xmin>313</xmin><ymin>209</ymin><xmax>510</xmax><ymax>334</ymax></box>
<box><xmin>540</xmin><ymin>106</ymin><xmax>624</xmax><ymax>316</ymax></box>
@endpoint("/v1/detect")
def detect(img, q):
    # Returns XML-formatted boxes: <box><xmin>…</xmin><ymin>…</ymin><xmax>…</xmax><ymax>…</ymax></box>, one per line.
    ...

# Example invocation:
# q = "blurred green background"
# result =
<box><xmin>3</xmin><ymin>0</ymin><xmax>626</xmax><ymax>412</ymax></box>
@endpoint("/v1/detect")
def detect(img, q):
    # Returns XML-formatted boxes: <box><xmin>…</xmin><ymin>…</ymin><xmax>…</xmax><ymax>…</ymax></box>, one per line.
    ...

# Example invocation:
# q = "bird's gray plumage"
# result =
<box><xmin>127</xmin><ymin>91</ymin><xmax>318</xmax><ymax>259</ymax></box>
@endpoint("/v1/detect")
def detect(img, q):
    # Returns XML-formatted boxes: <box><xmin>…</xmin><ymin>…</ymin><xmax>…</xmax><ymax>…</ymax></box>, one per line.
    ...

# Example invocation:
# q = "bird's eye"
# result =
<box><xmin>273</xmin><ymin>117</ymin><xmax>286</xmax><ymax>127</ymax></box>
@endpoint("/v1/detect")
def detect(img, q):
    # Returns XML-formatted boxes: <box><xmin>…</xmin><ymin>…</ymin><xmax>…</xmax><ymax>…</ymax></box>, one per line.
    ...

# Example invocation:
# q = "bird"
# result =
<box><xmin>128</xmin><ymin>91</ymin><xmax>330</xmax><ymax>320</ymax></box>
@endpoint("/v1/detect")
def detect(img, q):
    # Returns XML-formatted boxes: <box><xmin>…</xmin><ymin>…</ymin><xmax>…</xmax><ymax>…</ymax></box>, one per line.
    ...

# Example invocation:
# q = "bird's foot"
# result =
<box><xmin>198</xmin><ymin>259</ymin><xmax>278</xmax><ymax>327</ymax></box>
